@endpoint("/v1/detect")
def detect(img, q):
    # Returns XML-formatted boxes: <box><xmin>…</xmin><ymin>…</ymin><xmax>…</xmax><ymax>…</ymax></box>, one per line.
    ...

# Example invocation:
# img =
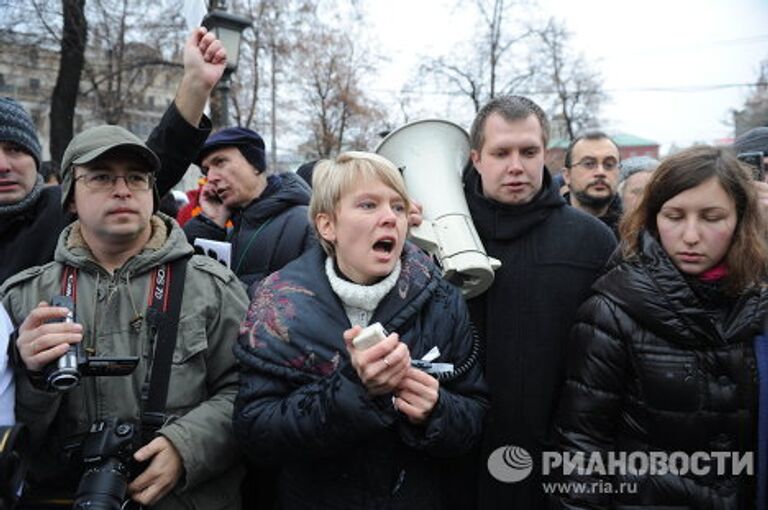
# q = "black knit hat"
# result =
<box><xmin>0</xmin><ymin>97</ymin><xmax>42</xmax><ymax>170</ymax></box>
<box><xmin>196</xmin><ymin>127</ymin><xmax>267</xmax><ymax>174</ymax></box>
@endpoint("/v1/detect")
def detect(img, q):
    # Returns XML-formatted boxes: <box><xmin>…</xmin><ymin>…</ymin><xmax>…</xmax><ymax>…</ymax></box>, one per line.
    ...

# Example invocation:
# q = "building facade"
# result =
<box><xmin>0</xmin><ymin>31</ymin><xmax>183</xmax><ymax>163</ymax></box>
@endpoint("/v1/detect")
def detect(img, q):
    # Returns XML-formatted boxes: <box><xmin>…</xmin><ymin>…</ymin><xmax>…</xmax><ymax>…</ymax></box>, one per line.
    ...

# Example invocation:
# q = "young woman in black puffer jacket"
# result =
<box><xmin>553</xmin><ymin>145</ymin><xmax>768</xmax><ymax>510</ymax></box>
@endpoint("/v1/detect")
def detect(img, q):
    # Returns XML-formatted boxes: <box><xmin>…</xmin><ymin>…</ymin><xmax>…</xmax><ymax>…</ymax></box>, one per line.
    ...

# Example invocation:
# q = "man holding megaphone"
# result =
<box><xmin>462</xmin><ymin>96</ymin><xmax>616</xmax><ymax>509</ymax></box>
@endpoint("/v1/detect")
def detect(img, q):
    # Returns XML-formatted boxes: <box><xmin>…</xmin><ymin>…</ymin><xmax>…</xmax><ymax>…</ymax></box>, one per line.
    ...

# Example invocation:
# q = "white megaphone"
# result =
<box><xmin>376</xmin><ymin>119</ymin><xmax>501</xmax><ymax>299</ymax></box>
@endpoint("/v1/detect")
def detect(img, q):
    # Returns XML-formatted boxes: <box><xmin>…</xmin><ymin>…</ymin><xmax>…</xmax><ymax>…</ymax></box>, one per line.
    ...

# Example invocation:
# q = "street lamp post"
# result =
<box><xmin>203</xmin><ymin>0</ymin><xmax>252</xmax><ymax>128</ymax></box>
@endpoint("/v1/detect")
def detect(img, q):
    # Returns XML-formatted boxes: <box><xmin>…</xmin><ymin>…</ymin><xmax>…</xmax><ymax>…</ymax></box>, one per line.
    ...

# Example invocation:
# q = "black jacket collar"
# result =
<box><xmin>235</xmin><ymin>173</ymin><xmax>311</xmax><ymax>224</ymax></box>
<box><xmin>464</xmin><ymin>166</ymin><xmax>565</xmax><ymax>241</ymax></box>
<box><xmin>595</xmin><ymin>231</ymin><xmax>766</xmax><ymax>347</ymax></box>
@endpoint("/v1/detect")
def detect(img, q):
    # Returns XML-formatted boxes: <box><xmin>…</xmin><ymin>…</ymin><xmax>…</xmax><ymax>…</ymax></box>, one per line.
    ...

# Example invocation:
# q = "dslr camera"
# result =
<box><xmin>44</xmin><ymin>296</ymin><xmax>138</xmax><ymax>391</ymax></box>
<box><xmin>71</xmin><ymin>418</ymin><xmax>143</xmax><ymax>510</ymax></box>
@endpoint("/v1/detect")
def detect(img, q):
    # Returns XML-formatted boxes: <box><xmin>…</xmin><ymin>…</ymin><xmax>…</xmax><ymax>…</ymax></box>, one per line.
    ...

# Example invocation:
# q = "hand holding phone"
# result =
<box><xmin>352</xmin><ymin>323</ymin><xmax>387</xmax><ymax>350</ymax></box>
<box><xmin>345</xmin><ymin>324</ymin><xmax>410</xmax><ymax>396</ymax></box>
<box><xmin>199</xmin><ymin>181</ymin><xmax>229</xmax><ymax>227</ymax></box>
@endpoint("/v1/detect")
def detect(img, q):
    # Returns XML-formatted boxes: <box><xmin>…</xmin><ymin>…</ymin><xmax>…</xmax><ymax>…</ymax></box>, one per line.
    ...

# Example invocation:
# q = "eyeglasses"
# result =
<box><xmin>572</xmin><ymin>159</ymin><xmax>621</xmax><ymax>172</ymax></box>
<box><xmin>74</xmin><ymin>171</ymin><xmax>155</xmax><ymax>191</ymax></box>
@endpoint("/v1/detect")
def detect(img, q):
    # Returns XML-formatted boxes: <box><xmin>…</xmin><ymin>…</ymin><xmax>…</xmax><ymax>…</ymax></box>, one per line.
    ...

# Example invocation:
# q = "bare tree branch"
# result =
<box><xmin>412</xmin><ymin>0</ymin><xmax>533</xmax><ymax>113</ymax></box>
<box><xmin>31</xmin><ymin>0</ymin><xmax>63</xmax><ymax>42</ymax></box>
<box><xmin>531</xmin><ymin>18</ymin><xmax>607</xmax><ymax>139</ymax></box>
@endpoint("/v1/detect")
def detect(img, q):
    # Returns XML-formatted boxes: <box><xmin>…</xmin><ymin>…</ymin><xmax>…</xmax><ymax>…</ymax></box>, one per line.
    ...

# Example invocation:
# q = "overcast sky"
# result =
<box><xmin>364</xmin><ymin>0</ymin><xmax>768</xmax><ymax>153</ymax></box>
<box><xmin>184</xmin><ymin>0</ymin><xmax>768</xmax><ymax>154</ymax></box>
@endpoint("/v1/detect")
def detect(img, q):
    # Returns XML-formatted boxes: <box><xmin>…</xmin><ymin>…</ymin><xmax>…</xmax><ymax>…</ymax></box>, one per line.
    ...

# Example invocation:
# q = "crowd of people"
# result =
<box><xmin>0</xmin><ymin>25</ymin><xmax>767</xmax><ymax>510</ymax></box>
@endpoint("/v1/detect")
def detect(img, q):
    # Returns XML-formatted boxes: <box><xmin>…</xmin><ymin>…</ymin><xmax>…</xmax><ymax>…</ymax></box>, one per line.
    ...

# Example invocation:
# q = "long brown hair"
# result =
<box><xmin>619</xmin><ymin>145</ymin><xmax>768</xmax><ymax>294</ymax></box>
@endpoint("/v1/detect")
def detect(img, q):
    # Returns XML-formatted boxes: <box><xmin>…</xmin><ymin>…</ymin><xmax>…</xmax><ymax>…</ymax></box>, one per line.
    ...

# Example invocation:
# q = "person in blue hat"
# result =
<box><xmin>181</xmin><ymin>126</ymin><xmax>316</xmax><ymax>510</ymax></box>
<box><xmin>183</xmin><ymin>127</ymin><xmax>316</xmax><ymax>292</ymax></box>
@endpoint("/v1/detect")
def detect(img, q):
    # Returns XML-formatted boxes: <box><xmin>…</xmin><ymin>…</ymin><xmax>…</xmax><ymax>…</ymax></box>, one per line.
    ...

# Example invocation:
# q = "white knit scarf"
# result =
<box><xmin>325</xmin><ymin>256</ymin><xmax>401</xmax><ymax>327</ymax></box>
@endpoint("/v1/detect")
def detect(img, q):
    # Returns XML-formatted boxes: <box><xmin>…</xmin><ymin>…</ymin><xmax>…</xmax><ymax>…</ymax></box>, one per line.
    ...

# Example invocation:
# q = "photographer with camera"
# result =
<box><xmin>1</xmin><ymin>125</ymin><xmax>248</xmax><ymax>509</ymax></box>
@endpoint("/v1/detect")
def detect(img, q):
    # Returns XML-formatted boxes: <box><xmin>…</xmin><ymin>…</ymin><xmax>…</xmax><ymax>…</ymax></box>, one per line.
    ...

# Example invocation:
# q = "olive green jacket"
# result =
<box><xmin>1</xmin><ymin>214</ymin><xmax>248</xmax><ymax>509</ymax></box>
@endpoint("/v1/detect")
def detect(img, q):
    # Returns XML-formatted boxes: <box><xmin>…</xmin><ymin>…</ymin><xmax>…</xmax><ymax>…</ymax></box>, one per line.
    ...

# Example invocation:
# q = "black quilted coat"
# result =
<box><xmin>554</xmin><ymin>231</ymin><xmax>767</xmax><ymax>510</ymax></box>
<box><xmin>233</xmin><ymin>244</ymin><xmax>489</xmax><ymax>510</ymax></box>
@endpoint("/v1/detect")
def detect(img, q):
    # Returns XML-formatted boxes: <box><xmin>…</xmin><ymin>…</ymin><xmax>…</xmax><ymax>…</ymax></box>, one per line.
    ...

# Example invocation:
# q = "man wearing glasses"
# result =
<box><xmin>562</xmin><ymin>131</ymin><xmax>623</xmax><ymax>237</ymax></box>
<box><xmin>0</xmin><ymin>27</ymin><xmax>225</xmax><ymax>284</ymax></box>
<box><xmin>1</xmin><ymin>125</ymin><xmax>248</xmax><ymax>508</ymax></box>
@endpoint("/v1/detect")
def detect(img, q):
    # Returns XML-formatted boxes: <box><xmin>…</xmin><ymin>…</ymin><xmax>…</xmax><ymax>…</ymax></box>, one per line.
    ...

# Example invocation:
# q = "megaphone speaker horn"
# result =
<box><xmin>376</xmin><ymin>119</ymin><xmax>501</xmax><ymax>298</ymax></box>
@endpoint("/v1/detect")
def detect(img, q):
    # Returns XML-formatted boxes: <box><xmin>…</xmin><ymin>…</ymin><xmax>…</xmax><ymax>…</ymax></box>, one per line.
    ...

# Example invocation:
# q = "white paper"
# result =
<box><xmin>193</xmin><ymin>238</ymin><xmax>232</xmax><ymax>268</ymax></box>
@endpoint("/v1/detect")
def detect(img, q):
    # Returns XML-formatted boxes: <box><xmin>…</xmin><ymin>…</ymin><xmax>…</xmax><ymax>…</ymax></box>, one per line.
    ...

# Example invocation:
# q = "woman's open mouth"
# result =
<box><xmin>373</xmin><ymin>238</ymin><xmax>395</xmax><ymax>254</ymax></box>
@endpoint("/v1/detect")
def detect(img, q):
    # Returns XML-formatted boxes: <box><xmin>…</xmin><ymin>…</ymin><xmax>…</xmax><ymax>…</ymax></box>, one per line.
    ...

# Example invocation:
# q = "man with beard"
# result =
<box><xmin>562</xmin><ymin>131</ymin><xmax>622</xmax><ymax>237</ymax></box>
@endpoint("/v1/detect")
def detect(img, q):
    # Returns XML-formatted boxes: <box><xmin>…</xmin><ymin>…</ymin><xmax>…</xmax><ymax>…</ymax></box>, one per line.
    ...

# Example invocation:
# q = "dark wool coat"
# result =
<box><xmin>464</xmin><ymin>169</ymin><xmax>617</xmax><ymax>510</ymax></box>
<box><xmin>0</xmin><ymin>185</ymin><xmax>65</xmax><ymax>284</ymax></box>
<box><xmin>0</xmin><ymin>104</ymin><xmax>211</xmax><ymax>284</ymax></box>
<box><xmin>554</xmin><ymin>232</ymin><xmax>767</xmax><ymax>510</ymax></box>
<box><xmin>233</xmin><ymin>243</ymin><xmax>489</xmax><ymax>510</ymax></box>
<box><xmin>183</xmin><ymin>172</ymin><xmax>316</xmax><ymax>292</ymax></box>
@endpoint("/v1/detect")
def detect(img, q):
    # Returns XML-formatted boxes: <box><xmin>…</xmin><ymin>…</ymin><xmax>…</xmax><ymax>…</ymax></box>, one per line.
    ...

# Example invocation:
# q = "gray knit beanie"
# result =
<box><xmin>733</xmin><ymin>127</ymin><xmax>768</xmax><ymax>155</ymax></box>
<box><xmin>0</xmin><ymin>97</ymin><xmax>42</xmax><ymax>170</ymax></box>
<box><xmin>619</xmin><ymin>156</ymin><xmax>659</xmax><ymax>183</ymax></box>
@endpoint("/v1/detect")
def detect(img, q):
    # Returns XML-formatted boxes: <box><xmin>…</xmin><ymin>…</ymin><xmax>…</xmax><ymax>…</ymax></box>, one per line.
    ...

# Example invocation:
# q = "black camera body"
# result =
<box><xmin>44</xmin><ymin>296</ymin><xmax>139</xmax><ymax>391</ymax></box>
<box><xmin>737</xmin><ymin>151</ymin><xmax>766</xmax><ymax>181</ymax></box>
<box><xmin>72</xmin><ymin>418</ymin><xmax>143</xmax><ymax>510</ymax></box>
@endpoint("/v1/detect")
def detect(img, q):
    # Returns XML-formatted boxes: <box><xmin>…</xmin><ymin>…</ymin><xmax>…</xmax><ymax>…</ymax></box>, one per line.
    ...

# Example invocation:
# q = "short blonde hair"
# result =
<box><xmin>309</xmin><ymin>151</ymin><xmax>411</xmax><ymax>257</ymax></box>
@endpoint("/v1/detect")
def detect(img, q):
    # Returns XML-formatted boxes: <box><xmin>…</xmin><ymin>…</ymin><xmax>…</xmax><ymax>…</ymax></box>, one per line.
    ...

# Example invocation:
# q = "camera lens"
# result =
<box><xmin>47</xmin><ymin>345</ymin><xmax>80</xmax><ymax>391</ymax></box>
<box><xmin>72</xmin><ymin>458</ymin><xmax>129</xmax><ymax>510</ymax></box>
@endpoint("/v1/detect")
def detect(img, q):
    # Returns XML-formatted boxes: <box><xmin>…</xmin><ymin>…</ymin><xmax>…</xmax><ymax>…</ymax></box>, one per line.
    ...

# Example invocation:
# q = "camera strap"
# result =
<box><xmin>141</xmin><ymin>255</ymin><xmax>189</xmax><ymax>440</ymax></box>
<box><xmin>60</xmin><ymin>257</ymin><xmax>189</xmax><ymax>439</ymax></box>
<box><xmin>60</xmin><ymin>266</ymin><xmax>78</xmax><ymax>300</ymax></box>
